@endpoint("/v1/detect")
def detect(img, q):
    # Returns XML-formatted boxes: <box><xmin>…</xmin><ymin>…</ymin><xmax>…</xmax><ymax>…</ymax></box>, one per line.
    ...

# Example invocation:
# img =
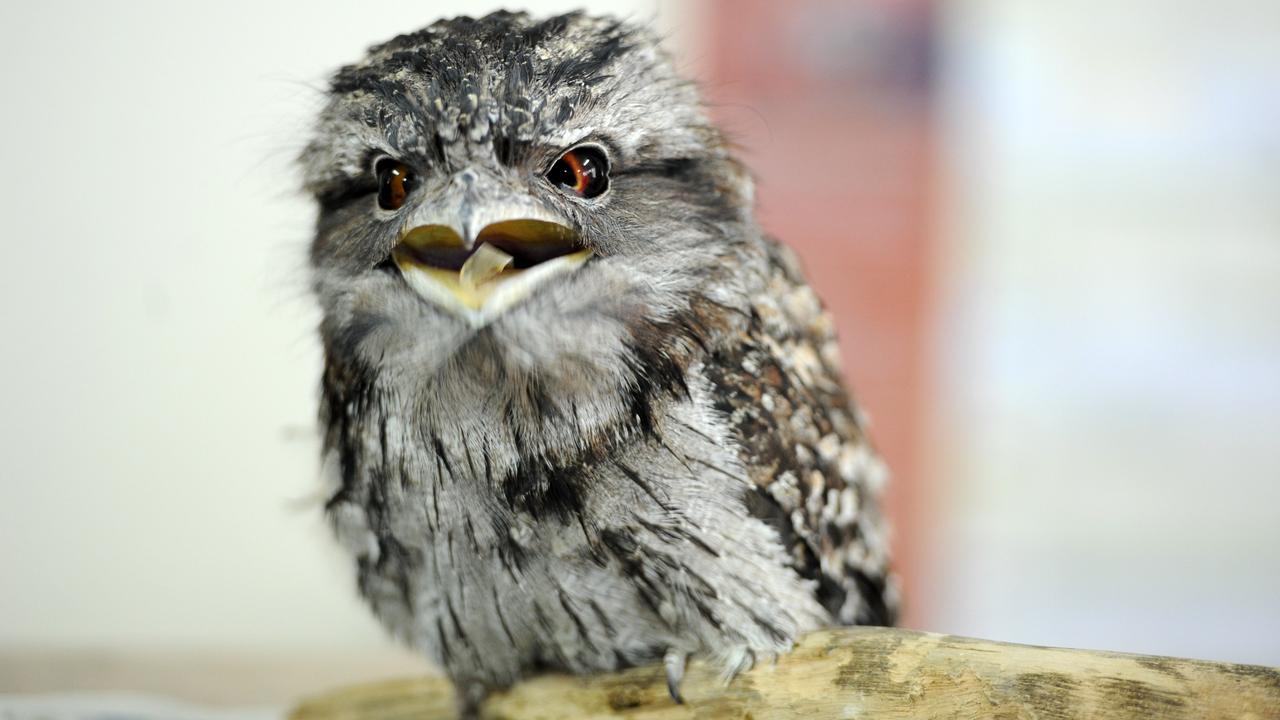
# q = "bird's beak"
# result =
<box><xmin>392</xmin><ymin>217</ymin><xmax>591</xmax><ymax>327</ymax></box>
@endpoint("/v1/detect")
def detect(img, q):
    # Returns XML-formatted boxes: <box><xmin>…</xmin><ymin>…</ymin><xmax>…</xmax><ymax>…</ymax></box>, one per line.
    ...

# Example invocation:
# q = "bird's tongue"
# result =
<box><xmin>459</xmin><ymin>244</ymin><xmax>514</xmax><ymax>292</ymax></box>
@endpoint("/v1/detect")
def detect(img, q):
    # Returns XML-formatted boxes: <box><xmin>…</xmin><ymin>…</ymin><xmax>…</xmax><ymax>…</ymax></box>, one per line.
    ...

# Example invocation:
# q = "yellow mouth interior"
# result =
<box><xmin>393</xmin><ymin>245</ymin><xmax>592</xmax><ymax>314</ymax></box>
<box><xmin>391</xmin><ymin>220</ymin><xmax>590</xmax><ymax>321</ymax></box>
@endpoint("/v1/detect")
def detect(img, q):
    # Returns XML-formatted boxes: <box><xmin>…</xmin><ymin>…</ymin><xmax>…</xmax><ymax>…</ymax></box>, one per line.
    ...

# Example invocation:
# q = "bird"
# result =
<box><xmin>301</xmin><ymin>10</ymin><xmax>897</xmax><ymax>714</ymax></box>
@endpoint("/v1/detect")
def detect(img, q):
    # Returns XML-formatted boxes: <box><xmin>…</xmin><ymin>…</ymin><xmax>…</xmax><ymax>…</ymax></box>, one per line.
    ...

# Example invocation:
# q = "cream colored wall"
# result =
<box><xmin>0</xmin><ymin>0</ymin><xmax>693</xmax><ymax>663</ymax></box>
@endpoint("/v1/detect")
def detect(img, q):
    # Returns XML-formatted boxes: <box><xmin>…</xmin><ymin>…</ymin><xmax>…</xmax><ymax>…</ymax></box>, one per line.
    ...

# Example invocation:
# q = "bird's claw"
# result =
<box><xmin>664</xmin><ymin>649</ymin><xmax>688</xmax><ymax>704</ymax></box>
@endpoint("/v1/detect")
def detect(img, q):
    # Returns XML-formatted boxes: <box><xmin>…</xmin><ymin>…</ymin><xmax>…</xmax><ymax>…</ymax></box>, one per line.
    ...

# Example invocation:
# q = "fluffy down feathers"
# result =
<box><xmin>303</xmin><ymin>10</ymin><xmax>896</xmax><ymax>713</ymax></box>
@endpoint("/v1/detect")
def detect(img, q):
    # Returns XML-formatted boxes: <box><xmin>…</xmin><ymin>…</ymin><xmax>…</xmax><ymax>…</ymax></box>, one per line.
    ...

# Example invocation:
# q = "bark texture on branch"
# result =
<box><xmin>289</xmin><ymin>627</ymin><xmax>1280</xmax><ymax>719</ymax></box>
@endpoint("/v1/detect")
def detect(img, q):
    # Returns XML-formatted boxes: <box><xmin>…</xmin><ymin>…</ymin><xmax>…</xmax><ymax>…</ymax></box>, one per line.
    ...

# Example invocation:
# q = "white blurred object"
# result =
<box><xmin>934</xmin><ymin>0</ymin><xmax>1280</xmax><ymax>665</ymax></box>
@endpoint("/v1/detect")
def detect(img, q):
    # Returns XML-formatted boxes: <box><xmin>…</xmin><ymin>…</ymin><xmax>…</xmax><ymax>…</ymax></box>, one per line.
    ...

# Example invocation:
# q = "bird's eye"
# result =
<box><xmin>376</xmin><ymin>158</ymin><xmax>417</xmax><ymax>211</ymax></box>
<box><xmin>546</xmin><ymin>146</ymin><xmax>609</xmax><ymax>199</ymax></box>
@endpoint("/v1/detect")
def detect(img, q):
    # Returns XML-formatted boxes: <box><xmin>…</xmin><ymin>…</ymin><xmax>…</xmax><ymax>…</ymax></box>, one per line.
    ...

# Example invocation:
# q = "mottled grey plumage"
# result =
<box><xmin>302</xmin><ymin>10</ymin><xmax>896</xmax><ymax>713</ymax></box>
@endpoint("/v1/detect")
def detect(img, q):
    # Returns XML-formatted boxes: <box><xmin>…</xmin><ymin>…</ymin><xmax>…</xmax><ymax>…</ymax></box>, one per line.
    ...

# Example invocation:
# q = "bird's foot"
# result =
<box><xmin>720</xmin><ymin>646</ymin><xmax>760</xmax><ymax>684</ymax></box>
<box><xmin>454</xmin><ymin>679</ymin><xmax>488</xmax><ymax>720</ymax></box>
<box><xmin>663</xmin><ymin>649</ymin><xmax>689</xmax><ymax>704</ymax></box>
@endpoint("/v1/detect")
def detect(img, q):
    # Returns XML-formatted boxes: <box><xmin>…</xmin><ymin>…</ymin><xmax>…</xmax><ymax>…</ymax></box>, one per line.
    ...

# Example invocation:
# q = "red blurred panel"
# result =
<box><xmin>698</xmin><ymin>0</ymin><xmax>937</xmax><ymax>627</ymax></box>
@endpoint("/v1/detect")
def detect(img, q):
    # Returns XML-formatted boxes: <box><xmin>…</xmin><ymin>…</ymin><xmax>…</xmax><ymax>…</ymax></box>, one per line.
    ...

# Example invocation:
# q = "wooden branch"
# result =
<box><xmin>288</xmin><ymin>627</ymin><xmax>1280</xmax><ymax>719</ymax></box>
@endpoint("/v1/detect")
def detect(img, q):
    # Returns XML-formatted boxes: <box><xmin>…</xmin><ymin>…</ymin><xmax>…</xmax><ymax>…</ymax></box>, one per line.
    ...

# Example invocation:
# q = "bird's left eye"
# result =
<box><xmin>376</xmin><ymin>158</ymin><xmax>417</xmax><ymax>211</ymax></box>
<box><xmin>547</xmin><ymin>146</ymin><xmax>609</xmax><ymax>199</ymax></box>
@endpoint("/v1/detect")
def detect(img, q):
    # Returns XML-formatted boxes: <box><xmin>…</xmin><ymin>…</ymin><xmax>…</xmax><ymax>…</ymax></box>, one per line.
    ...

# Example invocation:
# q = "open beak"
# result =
<box><xmin>392</xmin><ymin>218</ymin><xmax>591</xmax><ymax>327</ymax></box>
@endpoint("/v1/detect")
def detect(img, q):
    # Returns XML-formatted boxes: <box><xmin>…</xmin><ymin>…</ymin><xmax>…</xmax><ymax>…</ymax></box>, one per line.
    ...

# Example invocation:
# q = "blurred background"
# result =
<box><xmin>2</xmin><ymin>0</ymin><xmax>1277</xmax><ymax>714</ymax></box>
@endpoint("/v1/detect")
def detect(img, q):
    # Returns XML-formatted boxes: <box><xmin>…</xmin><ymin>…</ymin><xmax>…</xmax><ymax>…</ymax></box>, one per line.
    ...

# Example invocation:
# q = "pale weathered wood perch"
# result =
<box><xmin>289</xmin><ymin>627</ymin><xmax>1280</xmax><ymax>719</ymax></box>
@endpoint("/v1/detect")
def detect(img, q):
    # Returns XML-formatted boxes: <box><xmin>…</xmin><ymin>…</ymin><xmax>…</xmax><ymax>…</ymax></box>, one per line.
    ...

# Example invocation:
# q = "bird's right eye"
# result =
<box><xmin>546</xmin><ymin>145</ymin><xmax>609</xmax><ymax>199</ymax></box>
<box><xmin>376</xmin><ymin>159</ymin><xmax>417</xmax><ymax>211</ymax></box>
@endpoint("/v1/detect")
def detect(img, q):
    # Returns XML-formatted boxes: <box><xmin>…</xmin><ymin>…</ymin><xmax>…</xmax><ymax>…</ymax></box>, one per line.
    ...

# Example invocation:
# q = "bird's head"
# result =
<box><xmin>303</xmin><ymin>12</ymin><xmax>758</xmax><ymax>440</ymax></box>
